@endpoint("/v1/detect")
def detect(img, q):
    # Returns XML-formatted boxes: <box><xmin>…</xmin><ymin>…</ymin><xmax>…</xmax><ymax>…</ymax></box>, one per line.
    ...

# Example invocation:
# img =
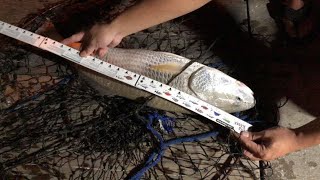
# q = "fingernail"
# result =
<box><xmin>241</xmin><ymin>131</ymin><xmax>249</xmax><ymax>138</ymax></box>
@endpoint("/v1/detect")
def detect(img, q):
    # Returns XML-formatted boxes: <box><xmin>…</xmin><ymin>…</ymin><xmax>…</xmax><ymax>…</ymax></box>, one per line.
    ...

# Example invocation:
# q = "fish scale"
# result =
<box><xmin>105</xmin><ymin>48</ymin><xmax>189</xmax><ymax>80</ymax></box>
<box><xmin>78</xmin><ymin>58</ymin><xmax>201</xmax><ymax>114</ymax></box>
<box><xmin>98</xmin><ymin>48</ymin><xmax>254</xmax><ymax>113</ymax></box>
<box><xmin>0</xmin><ymin>20</ymin><xmax>253</xmax><ymax>133</ymax></box>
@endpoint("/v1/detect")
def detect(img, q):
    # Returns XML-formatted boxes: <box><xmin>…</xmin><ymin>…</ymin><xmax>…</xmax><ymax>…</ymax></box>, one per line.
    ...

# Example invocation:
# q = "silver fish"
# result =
<box><xmin>37</xmin><ymin>22</ymin><xmax>256</xmax><ymax>113</ymax></box>
<box><xmin>78</xmin><ymin>48</ymin><xmax>255</xmax><ymax>113</ymax></box>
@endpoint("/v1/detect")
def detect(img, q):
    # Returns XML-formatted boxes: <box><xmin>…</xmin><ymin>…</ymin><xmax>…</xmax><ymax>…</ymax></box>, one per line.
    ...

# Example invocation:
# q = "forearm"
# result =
<box><xmin>110</xmin><ymin>0</ymin><xmax>211</xmax><ymax>37</ymax></box>
<box><xmin>293</xmin><ymin>117</ymin><xmax>320</xmax><ymax>150</ymax></box>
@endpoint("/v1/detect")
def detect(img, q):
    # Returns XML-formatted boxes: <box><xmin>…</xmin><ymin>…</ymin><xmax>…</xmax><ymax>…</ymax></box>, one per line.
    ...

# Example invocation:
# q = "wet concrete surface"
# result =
<box><xmin>0</xmin><ymin>0</ymin><xmax>320</xmax><ymax>179</ymax></box>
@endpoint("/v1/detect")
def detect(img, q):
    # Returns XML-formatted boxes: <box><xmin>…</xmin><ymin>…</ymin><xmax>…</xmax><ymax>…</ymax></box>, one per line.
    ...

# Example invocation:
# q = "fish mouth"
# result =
<box><xmin>246</xmin><ymin>99</ymin><xmax>256</xmax><ymax>109</ymax></box>
<box><xmin>237</xmin><ymin>81</ymin><xmax>254</xmax><ymax>96</ymax></box>
<box><xmin>242</xmin><ymin>97</ymin><xmax>256</xmax><ymax>111</ymax></box>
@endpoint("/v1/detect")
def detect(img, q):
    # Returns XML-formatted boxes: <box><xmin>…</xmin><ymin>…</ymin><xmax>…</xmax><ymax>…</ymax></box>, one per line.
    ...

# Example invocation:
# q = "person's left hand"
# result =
<box><xmin>239</xmin><ymin>126</ymin><xmax>300</xmax><ymax>161</ymax></box>
<box><xmin>61</xmin><ymin>23</ymin><xmax>123</xmax><ymax>58</ymax></box>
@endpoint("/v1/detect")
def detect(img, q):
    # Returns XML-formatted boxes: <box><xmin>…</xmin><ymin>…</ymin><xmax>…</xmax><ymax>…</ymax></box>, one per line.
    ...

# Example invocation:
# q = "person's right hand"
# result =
<box><xmin>61</xmin><ymin>23</ymin><xmax>124</xmax><ymax>58</ymax></box>
<box><xmin>239</xmin><ymin>127</ymin><xmax>300</xmax><ymax>161</ymax></box>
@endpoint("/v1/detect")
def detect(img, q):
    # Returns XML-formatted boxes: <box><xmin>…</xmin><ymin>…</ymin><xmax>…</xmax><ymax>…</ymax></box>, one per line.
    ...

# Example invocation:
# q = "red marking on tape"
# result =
<box><xmin>201</xmin><ymin>106</ymin><xmax>208</xmax><ymax>110</ymax></box>
<box><xmin>125</xmin><ymin>76</ymin><xmax>132</xmax><ymax>80</ymax></box>
<box><xmin>164</xmin><ymin>92</ymin><xmax>171</xmax><ymax>96</ymax></box>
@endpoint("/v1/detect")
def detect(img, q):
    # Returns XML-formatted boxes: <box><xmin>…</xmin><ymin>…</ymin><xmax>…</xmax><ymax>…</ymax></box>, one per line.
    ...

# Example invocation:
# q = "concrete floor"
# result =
<box><xmin>274</xmin><ymin>100</ymin><xmax>318</xmax><ymax>180</ymax></box>
<box><xmin>0</xmin><ymin>0</ymin><xmax>319</xmax><ymax>179</ymax></box>
<box><xmin>217</xmin><ymin>1</ymin><xmax>320</xmax><ymax>179</ymax></box>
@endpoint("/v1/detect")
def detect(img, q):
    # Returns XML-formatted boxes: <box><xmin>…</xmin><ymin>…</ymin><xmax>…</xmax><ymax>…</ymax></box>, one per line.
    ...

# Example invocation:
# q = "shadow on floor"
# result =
<box><xmin>190</xmin><ymin>2</ymin><xmax>320</xmax><ymax>127</ymax></box>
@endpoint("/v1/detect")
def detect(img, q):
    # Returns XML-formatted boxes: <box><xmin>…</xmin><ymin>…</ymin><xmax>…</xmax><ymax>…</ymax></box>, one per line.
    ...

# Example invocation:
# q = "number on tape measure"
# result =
<box><xmin>115</xmin><ymin>69</ymin><xmax>140</xmax><ymax>86</ymax></box>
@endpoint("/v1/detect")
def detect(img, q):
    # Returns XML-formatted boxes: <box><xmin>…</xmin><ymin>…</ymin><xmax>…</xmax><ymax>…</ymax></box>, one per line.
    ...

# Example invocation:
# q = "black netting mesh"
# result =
<box><xmin>0</xmin><ymin>0</ymin><xmax>274</xmax><ymax>179</ymax></box>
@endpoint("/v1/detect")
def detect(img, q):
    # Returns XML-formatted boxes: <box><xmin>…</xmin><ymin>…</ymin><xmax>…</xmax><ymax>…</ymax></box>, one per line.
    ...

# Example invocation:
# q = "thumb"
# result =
<box><xmin>79</xmin><ymin>44</ymin><xmax>95</xmax><ymax>57</ymax></box>
<box><xmin>61</xmin><ymin>32</ymin><xmax>85</xmax><ymax>45</ymax></box>
<box><xmin>97</xmin><ymin>48</ymin><xmax>108</xmax><ymax>58</ymax></box>
<box><xmin>240</xmin><ymin>131</ymin><xmax>264</xmax><ymax>141</ymax></box>
<box><xmin>239</xmin><ymin>131</ymin><xmax>265</xmax><ymax>156</ymax></box>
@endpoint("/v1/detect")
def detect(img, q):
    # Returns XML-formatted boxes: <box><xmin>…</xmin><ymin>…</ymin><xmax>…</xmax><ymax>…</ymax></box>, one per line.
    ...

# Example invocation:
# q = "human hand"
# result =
<box><xmin>61</xmin><ymin>23</ymin><xmax>124</xmax><ymax>58</ymax></box>
<box><xmin>239</xmin><ymin>127</ymin><xmax>300</xmax><ymax>161</ymax></box>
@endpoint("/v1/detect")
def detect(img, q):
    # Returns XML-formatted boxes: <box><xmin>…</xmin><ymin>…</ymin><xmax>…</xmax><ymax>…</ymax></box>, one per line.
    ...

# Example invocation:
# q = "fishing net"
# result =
<box><xmin>0</xmin><ymin>0</ymin><xmax>276</xmax><ymax>179</ymax></box>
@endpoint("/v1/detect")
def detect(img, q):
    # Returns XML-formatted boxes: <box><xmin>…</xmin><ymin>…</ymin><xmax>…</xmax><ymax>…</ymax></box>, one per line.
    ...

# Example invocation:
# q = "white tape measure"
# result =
<box><xmin>0</xmin><ymin>20</ymin><xmax>252</xmax><ymax>133</ymax></box>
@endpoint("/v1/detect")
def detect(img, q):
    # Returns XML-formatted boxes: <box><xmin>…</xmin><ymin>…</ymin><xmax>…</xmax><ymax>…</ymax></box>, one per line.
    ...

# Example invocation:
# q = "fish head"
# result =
<box><xmin>189</xmin><ymin>66</ymin><xmax>255</xmax><ymax>113</ymax></box>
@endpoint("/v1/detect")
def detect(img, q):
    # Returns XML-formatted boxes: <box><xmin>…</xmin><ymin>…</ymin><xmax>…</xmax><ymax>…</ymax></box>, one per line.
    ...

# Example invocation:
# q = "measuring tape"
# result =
<box><xmin>0</xmin><ymin>20</ymin><xmax>252</xmax><ymax>133</ymax></box>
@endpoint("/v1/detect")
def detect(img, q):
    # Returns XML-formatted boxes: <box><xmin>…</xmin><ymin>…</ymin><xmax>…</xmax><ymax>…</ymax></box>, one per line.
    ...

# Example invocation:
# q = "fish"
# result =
<box><xmin>36</xmin><ymin>22</ymin><xmax>256</xmax><ymax>114</ymax></box>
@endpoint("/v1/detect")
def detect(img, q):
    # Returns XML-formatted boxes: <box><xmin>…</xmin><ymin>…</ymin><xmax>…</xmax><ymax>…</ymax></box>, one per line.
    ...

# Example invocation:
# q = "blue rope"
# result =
<box><xmin>207</xmin><ymin>61</ymin><xmax>226</xmax><ymax>69</ymax></box>
<box><xmin>232</xmin><ymin>111</ymin><xmax>265</xmax><ymax>126</ymax></box>
<box><xmin>129</xmin><ymin>113</ymin><xmax>219</xmax><ymax>180</ymax></box>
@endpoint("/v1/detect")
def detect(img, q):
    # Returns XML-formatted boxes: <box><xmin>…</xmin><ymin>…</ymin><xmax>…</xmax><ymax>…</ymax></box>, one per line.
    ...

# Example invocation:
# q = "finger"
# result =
<box><xmin>299</xmin><ymin>20</ymin><xmax>313</xmax><ymax>38</ymax></box>
<box><xmin>241</xmin><ymin>131</ymin><xmax>264</xmax><ymax>141</ymax></box>
<box><xmin>108</xmin><ymin>38</ymin><xmax>122</xmax><ymax>48</ymax></box>
<box><xmin>243</xmin><ymin>149</ymin><xmax>261</xmax><ymax>161</ymax></box>
<box><xmin>231</xmin><ymin>131</ymin><xmax>240</xmax><ymax>139</ymax></box>
<box><xmin>92</xmin><ymin>49</ymin><xmax>97</xmax><ymax>56</ymax></box>
<box><xmin>80</xmin><ymin>44</ymin><xmax>96</xmax><ymax>57</ymax></box>
<box><xmin>239</xmin><ymin>134</ymin><xmax>263</xmax><ymax>156</ymax></box>
<box><xmin>61</xmin><ymin>32</ymin><xmax>85</xmax><ymax>45</ymax></box>
<box><xmin>97</xmin><ymin>48</ymin><xmax>108</xmax><ymax>58</ymax></box>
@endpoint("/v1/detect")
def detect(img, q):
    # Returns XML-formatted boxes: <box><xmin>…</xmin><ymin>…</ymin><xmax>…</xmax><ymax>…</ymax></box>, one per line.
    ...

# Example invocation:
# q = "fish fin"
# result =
<box><xmin>150</xmin><ymin>63</ymin><xmax>184</xmax><ymax>74</ymax></box>
<box><xmin>160</xmin><ymin>52</ymin><xmax>187</xmax><ymax>59</ymax></box>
